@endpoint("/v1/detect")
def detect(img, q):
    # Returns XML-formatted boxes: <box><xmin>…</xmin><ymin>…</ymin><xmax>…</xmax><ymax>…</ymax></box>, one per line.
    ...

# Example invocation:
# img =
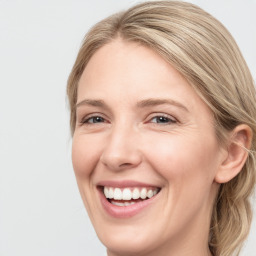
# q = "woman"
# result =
<box><xmin>67</xmin><ymin>1</ymin><xmax>256</xmax><ymax>256</ymax></box>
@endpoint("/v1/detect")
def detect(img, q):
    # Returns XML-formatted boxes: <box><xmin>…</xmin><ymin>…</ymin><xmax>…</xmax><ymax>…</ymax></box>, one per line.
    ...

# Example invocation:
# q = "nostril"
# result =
<box><xmin>119</xmin><ymin>163</ymin><xmax>132</xmax><ymax>167</ymax></box>
<box><xmin>100</xmin><ymin>144</ymin><xmax>143</xmax><ymax>171</ymax></box>
<box><xmin>100</xmin><ymin>153</ymin><xmax>142</xmax><ymax>171</ymax></box>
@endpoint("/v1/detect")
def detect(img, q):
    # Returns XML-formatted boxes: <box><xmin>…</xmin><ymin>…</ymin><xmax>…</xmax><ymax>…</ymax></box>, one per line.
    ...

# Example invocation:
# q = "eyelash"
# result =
<box><xmin>80</xmin><ymin>115</ymin><xmax>107</xmax><ymax>125</ymax></box>
<box><xmin>149</xmin><ymin>114</ymin><xmax>177</xmax><ymax>125</ymax></box>
<box><xmin>80</xmin><ymin>113</ymin><xmax>177</xmax><ymax>126</ymax></box>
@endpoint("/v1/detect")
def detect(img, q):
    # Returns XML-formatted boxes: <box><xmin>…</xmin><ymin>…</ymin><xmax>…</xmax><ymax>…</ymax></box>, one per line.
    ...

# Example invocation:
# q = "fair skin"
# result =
<box><xmin>72</xmin><ymin>39</ymin><xmax>250</xmax><ymax>256</ymax></box>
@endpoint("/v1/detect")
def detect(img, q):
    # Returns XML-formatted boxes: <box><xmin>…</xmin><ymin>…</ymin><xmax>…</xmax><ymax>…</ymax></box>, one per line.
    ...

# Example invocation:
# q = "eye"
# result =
<box><xmin>81</xmin><ymin>115</ymin><xmax>106</xmax><ymax>124</ymax></box>
<box><xmin>150</xmin><ymin>115</ymin><xmax>176</xmax><ymax>125</ymax></box>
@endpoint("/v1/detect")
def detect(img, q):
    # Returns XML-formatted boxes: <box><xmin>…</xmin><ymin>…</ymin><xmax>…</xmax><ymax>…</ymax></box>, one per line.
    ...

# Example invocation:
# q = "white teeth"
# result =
<box><xmin>111</xmin><ymin>201</ymin><xmax>124</xmax><ymax>206</ymax></box>
<box><xmin>103</xmin><ymin>187</ymin><xmax>160</xmax><ymax>200</ymax></box>
<box><xmin>125</xmin><ymin>201</ymin><xmax>135</xmax><ymax>206</ymax></box>
<box><xmin>122</xmin><ymin>188</ymin><xmax>132</xmax><ymax>200</ymax></box>
<box><xmin>132</xmin><ymin>188</ymin><xmax>140</xmax><ymax>199</ymax></box>
<box><xmin>147</xmin><ymin>189</ymin><xmax>153</xmax><ymax>198</ymax></box>
<box><xmin>108</xmin><ymin>187</ymin><xmax>114</xmax><ymax>199</ymax></box>
<box><xmin>104</xmin><ymin>187</ymin><xmax>109</xmax><ymax>198</ymax></box>
<box><xmin>113</xmin><ymin>188</ymin><xmax>122</xmax><ymax>200</ymax></box>
<box><xmin>111</xmin><ymin>201</ymin><xmax>136</xmax><ymax>206</ymax></box>
<box><xmin>140</xmin><ymin>188</ymin><xmax>147</xmax><ymax>199</ymax></box>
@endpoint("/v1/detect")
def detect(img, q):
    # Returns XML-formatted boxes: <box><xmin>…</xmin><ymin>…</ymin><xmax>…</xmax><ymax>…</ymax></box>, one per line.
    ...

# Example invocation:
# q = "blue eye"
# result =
<box><xmin>83</xmin><ymin>116</ymin><xmax>105</xmax><ymax>124</ymax></box>
<box><xmin>151</xmin><ymin>116</ymin><xmax>176</xmax><ymax>124</ymax></box>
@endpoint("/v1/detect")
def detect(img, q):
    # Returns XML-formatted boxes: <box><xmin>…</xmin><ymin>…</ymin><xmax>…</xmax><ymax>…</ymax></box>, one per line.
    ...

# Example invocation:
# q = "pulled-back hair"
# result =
<box><xmin>67</xmin><ymin>1</ymin><xmax>256</xmax><ymax>255</ymax></box>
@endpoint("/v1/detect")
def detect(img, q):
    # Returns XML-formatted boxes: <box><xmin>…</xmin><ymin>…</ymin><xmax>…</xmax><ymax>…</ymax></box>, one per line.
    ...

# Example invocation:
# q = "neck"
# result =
<box><xmin>107</xmin><ymin>248</ymin><xmax>212</xmax><ymax>256</ymax></box>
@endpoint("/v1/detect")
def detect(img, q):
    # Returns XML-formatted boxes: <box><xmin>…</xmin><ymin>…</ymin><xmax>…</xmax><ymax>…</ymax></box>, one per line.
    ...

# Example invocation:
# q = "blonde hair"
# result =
<box><xmin>67</xmin><ymin>1</ymin><xmax>256</xmax><ymax>255</ymax></box>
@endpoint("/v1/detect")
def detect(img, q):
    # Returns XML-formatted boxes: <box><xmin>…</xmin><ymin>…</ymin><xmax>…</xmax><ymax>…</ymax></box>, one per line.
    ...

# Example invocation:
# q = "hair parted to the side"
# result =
<box><xmin>67</xmin><ymin>1</ymin><xmax>256</xmax><ymax>255</ymax></box>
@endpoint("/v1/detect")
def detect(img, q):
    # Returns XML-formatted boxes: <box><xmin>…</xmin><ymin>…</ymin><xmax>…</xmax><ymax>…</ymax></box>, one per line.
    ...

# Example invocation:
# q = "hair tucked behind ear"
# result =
<box><xmin>67</xmin><ymin>1</ymin><xmax>256</xmax><ymax>255</ymax></box>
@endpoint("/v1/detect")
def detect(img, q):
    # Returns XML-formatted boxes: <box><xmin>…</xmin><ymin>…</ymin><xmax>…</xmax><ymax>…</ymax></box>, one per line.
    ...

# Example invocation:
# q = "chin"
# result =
<box><xmin>91</xmin><ymin>213</ymin><xmax>171</xmax><ymax>256</ymax></box>
<box><xmin>101</xmin><ymin>232</ymin><xmax>159</xmax><ymax>256</ymax></box>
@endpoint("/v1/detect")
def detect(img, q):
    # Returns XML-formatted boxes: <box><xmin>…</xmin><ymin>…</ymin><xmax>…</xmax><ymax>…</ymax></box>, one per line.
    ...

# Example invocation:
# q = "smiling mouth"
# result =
<box><xmin>101</xmin><ymin>186</ymin><xmax>161</xmax><ymax>206</ymax></box>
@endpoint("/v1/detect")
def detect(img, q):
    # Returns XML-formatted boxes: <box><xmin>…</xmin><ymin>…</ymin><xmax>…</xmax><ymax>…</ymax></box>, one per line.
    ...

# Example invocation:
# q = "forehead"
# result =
<box><xmin>78</xmin><ymin>39</ymin><xmax>192</xmax><ymax>100</ymax></box>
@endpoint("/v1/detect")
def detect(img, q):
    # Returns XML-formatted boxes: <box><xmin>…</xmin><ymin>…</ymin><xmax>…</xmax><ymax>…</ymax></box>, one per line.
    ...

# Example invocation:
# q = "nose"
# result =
<box><xmin>100</xmin><ymin>124</ymin><xmax>142</xmax><ymax>172</ymax></box>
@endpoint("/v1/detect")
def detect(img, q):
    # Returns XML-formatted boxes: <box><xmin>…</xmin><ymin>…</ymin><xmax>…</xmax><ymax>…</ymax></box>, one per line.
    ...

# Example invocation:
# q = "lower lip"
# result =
<box><xmin>98</xmin><ymin>188</ymin><xmax>159</xmax><ymax>218</ymax></box>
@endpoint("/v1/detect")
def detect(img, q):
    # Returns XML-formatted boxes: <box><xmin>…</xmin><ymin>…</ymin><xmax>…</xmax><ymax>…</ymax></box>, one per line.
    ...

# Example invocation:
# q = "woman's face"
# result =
<box><xmin>72</xmin><ymin>39</ymin><xmax>223</xmax><ymax>255</ymax></box>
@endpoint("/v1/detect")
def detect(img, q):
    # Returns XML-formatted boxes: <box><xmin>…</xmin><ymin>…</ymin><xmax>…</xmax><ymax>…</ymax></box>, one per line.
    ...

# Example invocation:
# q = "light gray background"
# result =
<box><xmin>0</xmin><ymin>1</ymin><xmax>255</xmax><ymax>255</ymax></box>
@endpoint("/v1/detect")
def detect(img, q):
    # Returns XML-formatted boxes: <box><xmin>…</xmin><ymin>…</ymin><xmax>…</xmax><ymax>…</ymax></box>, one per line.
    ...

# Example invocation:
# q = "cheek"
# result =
<box><xmin>143</xmin><ymin>134</ymin><xmax>219</xmax><ymax>223</ymax></box>
<box><xmin>71</xmin><ymin>134</ymin><xmax>103</xmax><ymax>217</ymax></box>
<box><xmin>72</xmin><ymin>134</ymin><xmax>101</xmax><ymax>179</ymax></box>
<box><xmin>143</xmin><ymin>132</ymin><xmax>219</xmax><ymax>185</ymax></box>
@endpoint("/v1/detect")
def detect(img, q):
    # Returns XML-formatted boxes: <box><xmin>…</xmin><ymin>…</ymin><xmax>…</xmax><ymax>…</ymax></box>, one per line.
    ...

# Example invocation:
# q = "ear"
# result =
<box><xmin>214</xmin><ymin>124</ymin><xmax>252</xmax><ymax>184</ymax></box>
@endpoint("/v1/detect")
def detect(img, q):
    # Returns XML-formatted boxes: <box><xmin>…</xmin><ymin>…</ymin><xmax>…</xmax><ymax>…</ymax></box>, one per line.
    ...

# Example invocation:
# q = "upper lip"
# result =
<box><xmin>97</xmin><ymin>180</ymin><xmax>161</xmax><ymax>189</ymax></box>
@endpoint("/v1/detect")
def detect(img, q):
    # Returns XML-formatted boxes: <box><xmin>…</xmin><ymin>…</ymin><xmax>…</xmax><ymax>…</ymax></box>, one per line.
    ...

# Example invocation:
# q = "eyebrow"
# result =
<box><xmin>76</xmin><ymin>99</ymin><xmax>107</xmax><ymax>109</ymax></box>
<box><xmin>76</xmin><ymin>98</ymin><xmax>188</xmax><ymax>112</ymax></box>
<box><xmin>136</xmin><ymin>98</ymin><xmax>189</xmax><ymax>112</ymax></box>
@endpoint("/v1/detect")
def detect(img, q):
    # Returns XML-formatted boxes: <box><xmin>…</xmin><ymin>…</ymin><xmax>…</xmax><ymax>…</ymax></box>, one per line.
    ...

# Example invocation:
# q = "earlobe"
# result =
<box><xmin>214</xmin><ymin>124</ymin><xmax>252</xmax><ymax>184</ymax></box>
